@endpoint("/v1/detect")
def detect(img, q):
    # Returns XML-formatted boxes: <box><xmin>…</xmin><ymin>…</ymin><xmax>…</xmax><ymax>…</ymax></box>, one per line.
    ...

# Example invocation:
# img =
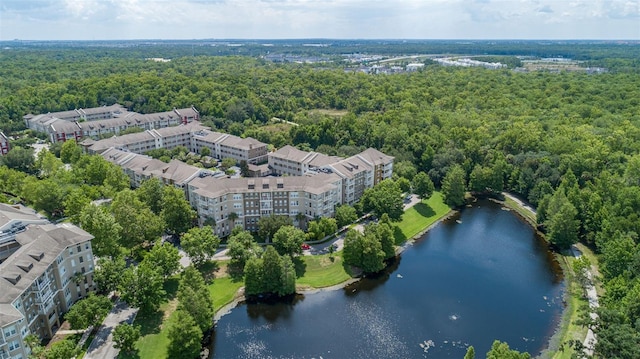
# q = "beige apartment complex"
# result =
<box><xmin>85</xmin><ymin>121</ymin><xmax>268</xmax><ymax>165</ymax></box>
<box><xmin>187</xmin><ymin>146</ymin><xmax>393</xmax><ymax>237</ymax></box>
<box><xmin>0</xmin><ymin>205</ymin><xmax>95</xmax><ymax>359</ymax></box>
<box><xmin>24</xmin><ymin>105</ymin><xmax>199</xmax><ymax>144</ymax></box>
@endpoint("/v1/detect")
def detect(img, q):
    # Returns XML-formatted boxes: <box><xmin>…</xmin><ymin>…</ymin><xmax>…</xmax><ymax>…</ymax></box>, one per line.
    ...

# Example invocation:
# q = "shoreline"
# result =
<box><xmin>212</xmin><ymin>207</ymin><xmax>456</xmax><ymax>323</ymax></box>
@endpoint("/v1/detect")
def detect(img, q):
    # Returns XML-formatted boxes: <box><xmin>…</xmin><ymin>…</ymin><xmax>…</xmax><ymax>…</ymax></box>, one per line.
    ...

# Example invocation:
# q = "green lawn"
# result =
<box><xmin>120</xmin><ymin>301</ymin><xmax>177</xmax><ymax>359</ymax></box>
<box><xmin>208</xmin><ymin>276</ymin><xmax>244</xmax><ymax>310</ymax></box>
<box><xmin>295</xmin><ymin>253</ymin><xmax>352</xmax><ymax>288</ymax></box>
<box><xmin>503</xmin><ymin>196</ymin><xmax>537</xmax><ymax>224</ymax></box>
<box><xmin>551</xmin><ymin>253</ymin><xmax>590</xmax><ymax>359</ymax></box>
<box><xmin>393</xmin><ymin>192</ymin><xmax>451</xmax><ymax>244</ymax></box>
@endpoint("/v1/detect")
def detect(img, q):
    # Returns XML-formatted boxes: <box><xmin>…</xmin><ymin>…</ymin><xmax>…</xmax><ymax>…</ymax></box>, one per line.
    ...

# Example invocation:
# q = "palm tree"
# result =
<box><xmin>228</xmin><ymin>212</ymin><xmax>239</xmax><ymax>226</ymax></box>
<box><xmin>295</xmin><ymin>212</ymin><xmax>307</xmax><ymax>230</ymax></box>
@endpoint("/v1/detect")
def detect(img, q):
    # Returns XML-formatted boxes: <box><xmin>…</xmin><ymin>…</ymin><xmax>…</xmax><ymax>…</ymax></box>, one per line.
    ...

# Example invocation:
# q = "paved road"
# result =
<box><xmin>83</xmin><ymin>300</ymin><xmax>138</xmax><ymax>359</ymax></box>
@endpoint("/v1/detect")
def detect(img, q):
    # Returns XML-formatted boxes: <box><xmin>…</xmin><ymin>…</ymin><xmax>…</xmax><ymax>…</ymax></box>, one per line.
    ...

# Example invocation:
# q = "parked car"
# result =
<box><xmin>301</xmin><ymin>243</ymin><xmax>311</xmax><ymax>250</ymax></box>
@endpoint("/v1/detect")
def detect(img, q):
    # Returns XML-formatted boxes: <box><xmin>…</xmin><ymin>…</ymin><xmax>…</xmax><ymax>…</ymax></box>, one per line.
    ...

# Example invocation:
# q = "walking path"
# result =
<box><xmin>503</xmin><ymin>192</ymin><xmax>599</xmax><ymax>356</ymax></box>
<box><xmin>83</xmin><ymin>300</ymin><xmax>138</xmax><ymax>359</ymax></box>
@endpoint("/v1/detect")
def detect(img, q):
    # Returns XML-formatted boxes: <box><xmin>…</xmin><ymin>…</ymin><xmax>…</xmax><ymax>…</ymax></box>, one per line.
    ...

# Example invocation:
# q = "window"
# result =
<box><xmin>79</xmin><ymin>257</ymin><xmax>83</xmax><ymax>263</ymax></box>
<box><xmin>4</xmin><ymin>325</ymin><xmax>16</xmax><ymax>338</ymax></box>
<box><xmin>77</xmin><ymin>245</ymin><xmax>81</xmax><ymax>253</ymax></box>
<box><xmin>8</xmin><ymin>340</ymin><xmax>20</xmax><ymax>351</ymax></box>
<box><xmin>71</xmin><ymin>259</ymin><xmax>76</xmax><ymax>267</ymax></box>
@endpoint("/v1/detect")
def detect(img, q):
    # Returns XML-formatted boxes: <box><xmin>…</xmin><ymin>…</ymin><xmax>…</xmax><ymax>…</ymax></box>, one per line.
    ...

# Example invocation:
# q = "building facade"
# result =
<box><xmin>25</xmin><ymin>105</ymin><xmax>199</xmax><ymax>144</ymax></box>
<box><xmin>85</xmin><ymin>122</ymin><xmax>269</xmax><ymax>165</ymax></box>
<box><xmin>0</xmin><ymin>205</ymin><xmax>95</xmax><ymax>359</ymax></box>
<box><xmin>187</xmin><ymin>174</ymin><xmax>343</xmax><ymax>237</ymax></box>
<box><xmin>0</xmin><ymin>132</ymin><xmax>10</xmax><ymax>156</ymax></box>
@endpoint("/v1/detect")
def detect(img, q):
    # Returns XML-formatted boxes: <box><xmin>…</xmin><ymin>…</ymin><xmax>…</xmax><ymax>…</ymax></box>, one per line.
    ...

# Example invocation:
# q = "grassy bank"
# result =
<box><xmin>393</xmin><ymin>191</ymin><xmax>451</xmax><ymax>244</ymax></box>
<box><xmin>501</xmin><ymin>195</ymin><xmax>599</xmax><ymax>359</ymax></box>
<box><xmin>127</xmin><ymin>192</ymin><xmax>451</xmax><ymax>358</ymax></box>
<box><xmin>296</xmin><ymin>253</ymin><xmax>352</xmax><ymax>288</ymax></box>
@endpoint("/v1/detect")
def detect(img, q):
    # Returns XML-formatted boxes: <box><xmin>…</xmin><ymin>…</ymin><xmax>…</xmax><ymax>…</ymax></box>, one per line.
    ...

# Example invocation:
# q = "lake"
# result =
<box><xmin>211</xmin><ymin>200</ymin><xmax>565</xmax><ymax>358</ymax></box>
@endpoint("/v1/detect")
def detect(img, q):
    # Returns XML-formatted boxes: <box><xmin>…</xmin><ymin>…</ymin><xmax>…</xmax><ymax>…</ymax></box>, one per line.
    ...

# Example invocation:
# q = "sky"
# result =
<box><xmin>0</xmin><ymin>0</ymin><xmax>638</xmax><ymax>41</ymax></box>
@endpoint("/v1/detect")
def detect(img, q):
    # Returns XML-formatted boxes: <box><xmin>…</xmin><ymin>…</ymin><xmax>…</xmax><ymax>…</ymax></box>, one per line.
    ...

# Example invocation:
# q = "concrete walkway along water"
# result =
<box><xmin>503</xmin><ymin>192</ymin><xmax>599</xmax><ymax>356</ymax></box>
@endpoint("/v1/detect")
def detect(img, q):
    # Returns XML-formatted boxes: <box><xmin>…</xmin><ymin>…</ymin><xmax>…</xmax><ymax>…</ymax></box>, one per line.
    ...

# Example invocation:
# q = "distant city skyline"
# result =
<box><xmin>1</xmin><ymin>0</ymin><xmax>638</xmax><ymax>41</ymax></box>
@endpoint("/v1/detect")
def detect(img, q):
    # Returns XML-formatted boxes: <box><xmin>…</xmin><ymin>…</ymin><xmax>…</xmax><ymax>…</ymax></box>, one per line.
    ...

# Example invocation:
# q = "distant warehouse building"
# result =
<box><xmin>0</xmin><ymin>204</ymin><xmax>95</xmax><ymax>359</ymax></box>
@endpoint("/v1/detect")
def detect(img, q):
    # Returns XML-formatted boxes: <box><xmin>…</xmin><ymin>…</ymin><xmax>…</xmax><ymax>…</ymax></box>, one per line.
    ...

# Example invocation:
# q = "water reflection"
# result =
<box><xmin>211</xmin><ymin>200</ymin><xmax>565</xmax><ymax>358</ymax></box>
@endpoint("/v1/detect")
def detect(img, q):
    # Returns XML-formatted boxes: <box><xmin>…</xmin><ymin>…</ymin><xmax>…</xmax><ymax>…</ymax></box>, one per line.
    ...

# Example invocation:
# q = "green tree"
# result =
<box><xmin>24</xmin><ymin>334</ymin><xmax>45</xmax><ymax>359</ymax></box>
<box><xmin>111</xmin><ymin>189</ymin><xmax>164</xmax><ymax>249</ymax></box>
<box><xmin>2</xmin><ymin>147</ymin><xmax>34</xmax><ymax>172</ymax></box>
<box><xmin>161</xmin><ymin>185</ymin><xmax>196</xmax><ymax>235</ymax></box>
<box><xmin>177</xmin><ymin>266</ymin><xmax>215</xmax><ymax>333</ymax></box>
<box><xmin>94</xmin><ymin>256</ymin><xmax>126</xmax><ymax>294</ymax></box>
<box><xmin>239</xmin><ymin>160</ymin><xmax>250</xmax><ymax>177</ymax></box>
<box><xmin>120</xmin><ymin>261</ymin><xmax>165</xmax><ymax>313</ymax></box>
<box><xmin>228</xmin><ymin>230</ymin><xmax>262</xmax><ymax>271</ymax></box>
<box><xmin>34</xmin><ymin>148</ymin><xmax>63</xmax><ymax>178</ymax></box>
<box><xmin>257</xmin><ymin>215</ymin><xmax>293</xmax><ymax>242</ymax></box>
<box><xmin>412</xmin><ymin>171</ymin><xmax>435</xmax><ymax>199</ymax></box>
<box><xmin>306</xmin><ymin>217</ymin><xmax>338</xmax><ymax>241</ymax></box>
<box><xmin>441</xmin><ymin>164</ymin><xmax>466</xmax><ymax>207</ymax></box>
<box><xmin>60</xmin><ymin>139</ymin><xmax>83</xmax><ymax>164</ymax></box>
<box><xmin>279</xmin><ymin>255</ymin><xmax>296</xmax><ymax>296</ymax></box>
<box><xmin>79</xmin><ymin>203</ymin><xmax>122</xmax><ymax>258</ymax></box>
<box><xmin>547</xmin><ymin>198</ymin><xmax>579</xmax><ymax>250</ymax></box>
<box><xmin>181</xmin><ymin>226</ymin><xmax>220</xmax><ymax>267</ymax></box>
<box><xmin>261</xmin><ymin>245</ymin><xmax>284</xmax><ymax>294</ymax></box>
<box><xmin>343</xmin><ymin>229</ymin><xmax>385</xmax><ymax>273</ymax></box>
<box><xmin>221</xmin><ymin>157</ymin><xmax>236</xmax><ymax>170</ymax></box>
<box><xmin>44</xmin><ymin>339</ymin><xmax>78</xmax><ymax>359</ymax></box>
<box><xmin>63</xmin><ymin>188</ymin><xmax>91</xmax><ymax>224</ymax></box>
<box><xmin>65</xmin><ymin>293</ymin><xmax>112</xmax><ymax>329</ymax></box>
<box><xmin>102</xmin><ymin>163</ymin><xmax>130</xmax><ymax>197</ymax></box>
<box><xmin>167</xmin><ymin>311</ymin><xmax>203</xmax><ymax>359</ymax></box>
<box><xmin>273</xmin><ymin>225</ymin><xmax>305</xmax><ymax>256</ymax></box>
<box><xmin>486</xmin><ymin>340</ymin><xmax>530</xmax><ymax>359</ymax></box>
<box><xmin>601</xmin><ymin>233</ymin><xmax>637</xmax><ymax>279</ymax></box>
<box><xmin>243</xmin><ymin>257</ymin><xmax>264</xmax><ymax>296</ymax></box>
<box><xmin>146</xmin><ymin>241</ymin><xmax>181</xmax><ymax>278</ymax></box>
<box><xmin>21</xmin><ymin>177</ymin><xmax>64</xmax><ymax>216</ymax></box>
<box><xmin>112</xmin><ymin>323</ymin><xmax>141</xmax><ymax>355</ymax></box>
<box><xmin>361</xmin><ymin>179</ymin><xmax>404</xmax><ymax>221</ymax></box>
<box><xmin>365</xmin><ymin>221</ymin><xmax>395</xmax><ymax>259</ymax></box>
<box><xmin>200</xmin><ymin>146</ymin><xmax>211</xmax><ymax>157</ymax></box>
<box><xmin>335</xmin><ymin>204</ymin><xmax>358</xmax><ymax>228</ymax></box>
<box><xmin>464</xmin><ymin>345</ymin><xmax>475</xmax><ymax>359</ymax></box>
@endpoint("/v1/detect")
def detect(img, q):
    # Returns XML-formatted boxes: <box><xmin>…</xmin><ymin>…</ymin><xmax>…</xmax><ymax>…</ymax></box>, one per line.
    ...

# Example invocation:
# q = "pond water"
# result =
<box><xmin>210</xmin><ymin>200</ymin><xmax>565</xmax><ymax>358</ymax></box>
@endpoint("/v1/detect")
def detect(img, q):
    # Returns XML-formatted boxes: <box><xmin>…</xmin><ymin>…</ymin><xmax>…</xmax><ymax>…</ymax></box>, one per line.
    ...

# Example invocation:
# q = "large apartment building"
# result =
<box><xmin>269</xmin><ymin>146</ymin><xmax>394</xmax><ymax>204</ymax></box>
<box><xmin>99</xmin><ymin>147</ymin><xmax>226</xmax><ymax>200</ymax></box>
<box><xmin>187</xmin><ymin>174</ymin><xmax>344</xmax><ymax>237</ymax></box>
<box><xmin>85</xmin><ymin>122</ymin><xmax>269</xmax><ymax>165</ymax></box>
<box><xmin>186</xmin><ymin>147</ymin><xmax>393</xmax><ymax>236</ymax></box>
<box><xmin>24</xmin><ymin>105</ymin><xmax>199</xmax><ymax>144</ymax></box>
<box><xmin>0</xmin><ymin>204</ymin><xmax>95</xmax><ymax>359</ymax></box>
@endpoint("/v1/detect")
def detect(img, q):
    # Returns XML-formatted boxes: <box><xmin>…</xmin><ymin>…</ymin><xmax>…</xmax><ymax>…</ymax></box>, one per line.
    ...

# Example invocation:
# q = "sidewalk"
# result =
<box><xmin>83</xmin><ymin>300</ymin><xmax>138</xmax><ymax>359</ymax></box>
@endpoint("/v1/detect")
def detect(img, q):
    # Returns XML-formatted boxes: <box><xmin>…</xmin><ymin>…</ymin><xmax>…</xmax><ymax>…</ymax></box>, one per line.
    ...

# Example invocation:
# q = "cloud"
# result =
<box><xmin>1</xmin><ymin>0</ymin><xmax>638</xmax><ymax>40</ymax></box>
<box><xmin>537</xmin><ymin>5</ymin><xmax>553</xmax><ymax>13</ymax></box>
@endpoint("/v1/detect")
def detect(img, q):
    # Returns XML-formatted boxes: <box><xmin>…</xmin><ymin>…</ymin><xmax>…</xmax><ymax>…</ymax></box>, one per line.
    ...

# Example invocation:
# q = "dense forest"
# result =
<box><xmin>1</xmin><ymin>41</ymin><xmax>639</xmax><ymax>358</ymax></box>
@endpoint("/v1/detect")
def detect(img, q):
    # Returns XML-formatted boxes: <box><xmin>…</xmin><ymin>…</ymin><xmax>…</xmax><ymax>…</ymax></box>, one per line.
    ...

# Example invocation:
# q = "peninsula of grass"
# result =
<box><xmin>393</xmin><ymin>191</ymin><xmax>450</xmax><ymax>245</ymax></box>
<box><xmin>296</xmin><ymin>253</ymin><xmax>352</xmax><ymax>288</ymax></box>
<box><xmin>208</xmin><ymin>276</ymin><xmax>244</xmax><ymax>310</ymax></box>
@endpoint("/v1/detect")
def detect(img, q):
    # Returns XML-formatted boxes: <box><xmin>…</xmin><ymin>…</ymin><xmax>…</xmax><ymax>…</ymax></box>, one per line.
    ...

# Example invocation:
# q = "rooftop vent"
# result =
<box><xmin>3</xmin><ymin>273</ymin><xmax>21</xmax><ymax>285</ymax></box>
<box><xmin>17</xmin><ymin>262</ymin><xmax>33</xmax><ymax>273</ymax></box>
<box><xmin>29</xmin><ymin>251</ymin><xmax>44</xmax><ymax>261</ymax></box>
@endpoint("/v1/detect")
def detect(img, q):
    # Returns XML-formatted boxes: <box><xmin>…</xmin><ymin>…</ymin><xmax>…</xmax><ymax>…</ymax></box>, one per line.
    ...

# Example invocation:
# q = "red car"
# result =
<box><xmin>301</xmin><ymin>243</ymin><xmax>311</xmax><ymax>250</ymax></box>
